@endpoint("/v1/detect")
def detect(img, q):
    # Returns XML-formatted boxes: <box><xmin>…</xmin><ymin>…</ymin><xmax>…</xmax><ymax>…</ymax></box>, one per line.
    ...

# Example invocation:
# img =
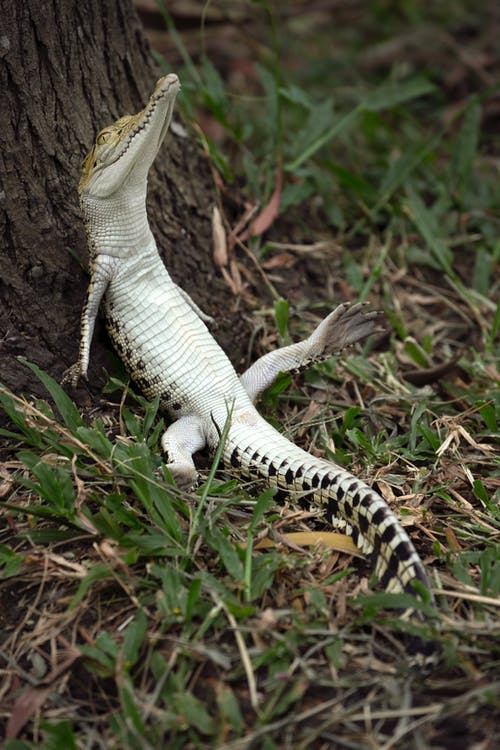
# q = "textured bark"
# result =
<box><xmin>0</xmin><ymin>0</ymin><xmax>246</xmax><ymax>399</ymax></box>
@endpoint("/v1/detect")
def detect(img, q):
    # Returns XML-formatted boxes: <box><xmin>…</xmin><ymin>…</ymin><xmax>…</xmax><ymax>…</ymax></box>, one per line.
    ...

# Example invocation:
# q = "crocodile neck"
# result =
<box><xmin>78</xmin><ymin>74</ymin><xmax>180</xmax><ymax>260</ymax></box>
<box><xmin>81</xmin><ymin>194</ymin><xmax>153</xmax><ymax>256</ymax></box>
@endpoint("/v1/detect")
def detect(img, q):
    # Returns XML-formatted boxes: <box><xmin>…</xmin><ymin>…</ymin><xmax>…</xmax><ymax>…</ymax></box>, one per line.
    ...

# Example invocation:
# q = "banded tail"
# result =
<box><xmin>225</xmin><ymin>414</ymin><xmax>432</xmax><ymax>601</ymax></box>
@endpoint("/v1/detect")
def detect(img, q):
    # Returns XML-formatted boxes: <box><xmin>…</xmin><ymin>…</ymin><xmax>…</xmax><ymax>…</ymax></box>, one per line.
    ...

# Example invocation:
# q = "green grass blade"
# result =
<box><xmin>286</xmin><ymin>108</ymin><xmax>358</xmax><ymax>172</ymax></box>
<box><xmin>154</xmin><ymin>0</ymin><xmax>202</xmax><ymax>86</ymax></box>
<box><xmin>404</xmin><ymin>185</ymin><xmax>455</xmax><ymax>276</ymax></box>
<box><xmin>274</xmin><ymin>297</ymin><xmax>289</xmax><ymax>340</ymax></box>
<box><xmin>450</xmin><ymin>96</ymin><xmax>481</xmax><ymax>197</ymax></box>
<box><xmin>486</xmin><ymin>298</ymin><xmax>500</xmax><ymax>353</ymax></box>
<box><xmin>361</xmin><ymin>76</ymin><xmax>435</xmax><ymax>112</ymax></box>
<box><xmin>374</xmin><ymin>134</ymin><xmax>441</xmax><ymax>212</ymax></box>
<box><xmin>121</xmin><ymin>609</ymin><xmax>147</xmax><ymax>670</ymax></box>
<box><xmin>286</xmin><ymin>77</ymin><xmax>434</xmax><ymax>173</ymax></box>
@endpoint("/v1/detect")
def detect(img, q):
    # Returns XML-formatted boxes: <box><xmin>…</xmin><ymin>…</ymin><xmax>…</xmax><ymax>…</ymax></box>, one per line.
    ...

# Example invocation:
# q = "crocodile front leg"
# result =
<box><xmin>241</xmin><ymin>302</ymin><xmax>384</xmax><ymax>402</ymax></box>
<box><xmin>161</xmin><ymin>415</ymin><xmax>206</xmax><ymax>488</ymax></box>
<box><xmin>63</xmin><ymin>255</ymin><xmax>119</xmax><ymax>386</ymax></box>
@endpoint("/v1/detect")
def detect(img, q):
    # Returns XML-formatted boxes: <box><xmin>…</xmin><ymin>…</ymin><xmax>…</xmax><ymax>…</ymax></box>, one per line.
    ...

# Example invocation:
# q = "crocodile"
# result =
<box><xmin>66</xmin><ymin>73</ymin><xmax>435</xmax><ymax>654</ymax></box>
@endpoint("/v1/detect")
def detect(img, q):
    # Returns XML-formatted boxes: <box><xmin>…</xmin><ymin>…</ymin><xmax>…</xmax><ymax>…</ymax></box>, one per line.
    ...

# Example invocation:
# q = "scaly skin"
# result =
<box><xmin>66</xmin><ymin>74</ymin><xmax>435</xmax><ymax>659</ymax></box>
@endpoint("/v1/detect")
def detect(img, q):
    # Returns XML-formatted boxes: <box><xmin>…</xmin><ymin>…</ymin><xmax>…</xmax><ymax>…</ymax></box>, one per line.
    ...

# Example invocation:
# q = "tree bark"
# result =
<box><xmin>0</xmin><ymin>0</ymin><xmax>246</xmax><ymax>399</ymax></box>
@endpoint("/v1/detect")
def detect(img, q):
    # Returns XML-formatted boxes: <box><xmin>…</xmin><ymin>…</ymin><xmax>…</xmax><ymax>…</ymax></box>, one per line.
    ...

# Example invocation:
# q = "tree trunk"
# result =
<box><xmin>0</xmin><ymin>0</ymin><xmax>247</xmax><ymax>400</ymax></box>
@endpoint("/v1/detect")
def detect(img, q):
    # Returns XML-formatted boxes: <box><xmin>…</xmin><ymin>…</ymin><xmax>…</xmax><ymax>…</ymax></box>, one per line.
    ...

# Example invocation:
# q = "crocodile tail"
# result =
<box><xmin>224</xmin><ymin>416</ymin><xmax>432</xmax><ymax>602</ymax></box>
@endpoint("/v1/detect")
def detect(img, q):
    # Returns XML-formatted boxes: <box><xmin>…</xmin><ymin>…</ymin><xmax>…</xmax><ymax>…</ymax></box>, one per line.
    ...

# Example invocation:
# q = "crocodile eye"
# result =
<box><xmin>97</xmin><ymin>130</ymin><xmax>112</xmax><ymax>145</ymax></box>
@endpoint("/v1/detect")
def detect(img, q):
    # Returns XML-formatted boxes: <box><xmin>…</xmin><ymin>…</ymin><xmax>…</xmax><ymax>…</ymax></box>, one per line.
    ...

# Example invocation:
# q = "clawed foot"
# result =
<box><xmin>309</xmin><ymin>302</ymin><xmax>385</xmax><ymax>357</ymax></box>
<box><xmin>165</xmin><ymin>462</ymin><xmax>199</xmax><ymax>490</ymax></box>
<box><xmin>61</xmin><ymin>361</ymin><xmax>86</xmax><ymax>388</ymax></box>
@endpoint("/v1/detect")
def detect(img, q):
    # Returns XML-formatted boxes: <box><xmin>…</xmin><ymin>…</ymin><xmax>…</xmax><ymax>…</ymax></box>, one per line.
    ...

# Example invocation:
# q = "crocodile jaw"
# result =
<box><xmin>79</xmin><ymin>74</ymin><xmax>180</xmax><ymax>199</ymax></box>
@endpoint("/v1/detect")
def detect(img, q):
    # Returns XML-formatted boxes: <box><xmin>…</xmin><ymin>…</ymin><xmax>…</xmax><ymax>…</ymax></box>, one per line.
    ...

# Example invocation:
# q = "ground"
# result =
<box><xmin>1</xmin><ymin>2</ymin><xmax>499</xmax><ymax>748</ymax></box>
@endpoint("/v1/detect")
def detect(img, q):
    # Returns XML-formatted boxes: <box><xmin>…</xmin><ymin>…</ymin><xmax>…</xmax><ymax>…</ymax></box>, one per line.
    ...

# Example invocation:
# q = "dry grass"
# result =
<box><xmin>1</xmin><ymin>1</ymin><xmax>500</xmax><ymax>747</ymax></box>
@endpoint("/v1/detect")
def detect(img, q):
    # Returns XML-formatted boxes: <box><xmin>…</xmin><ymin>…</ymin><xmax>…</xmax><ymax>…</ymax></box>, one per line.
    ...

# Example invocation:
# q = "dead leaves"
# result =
<box><xmin>212</xmin><ymin>205</ymin><xmax>244</xmax><ymax>295</ymax></box>
<box><xmin>212</xmin><ymin>205</ymin><xmax>228</xmax><ymax>268</ymax></box>
<box><xmin>211</xmin><ymin>166</ymin><xmax>284</xmax><ymax>295</ymax></box>
<box><xmin>246</xmin><ymin>167</ymin><xmax>282</xmax><ymax>239</ymax></box>
<box><xmin>255</xmin><ymin>530</ymin><xmax>362</xmax><ymax>557</ymax></box>
<box><xmin>436</xmin><ymin>417</ymin><xmax>495</xmax><ymax>457</ymax></box>
<box><xmin>5</xmin><ymin>649</ymin><xmax>80</xmax><ymax>740</ymax></box>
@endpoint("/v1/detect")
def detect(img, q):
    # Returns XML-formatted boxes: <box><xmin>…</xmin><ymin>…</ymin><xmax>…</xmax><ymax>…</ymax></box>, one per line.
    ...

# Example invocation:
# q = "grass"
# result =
<box><xmin>1</xmin><ymin>1</ymin><xmax>500</xmax><ymax>747</ymax></box>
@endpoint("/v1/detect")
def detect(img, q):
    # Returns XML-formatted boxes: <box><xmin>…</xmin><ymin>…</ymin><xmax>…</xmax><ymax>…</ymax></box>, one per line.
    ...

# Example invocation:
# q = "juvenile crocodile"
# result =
<box><xmin>66</xmin><ymin>74</ymin><xmax>434</xmax><ymax>646</ymax></box>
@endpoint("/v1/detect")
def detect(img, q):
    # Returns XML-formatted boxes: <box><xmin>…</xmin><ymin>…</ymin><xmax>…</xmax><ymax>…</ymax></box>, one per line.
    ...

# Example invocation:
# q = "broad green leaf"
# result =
<box><xmin>274</xmin><ymin>298</ymin><xmax>289</xmax><ymax>339</ymax></box>
<box><xmin>121</xmin><ymin>531</ymin><xmax>183</xmax><ymax>556</ymax></box>
<box><xmin>410</xmin><ymin>402</ymin><xmax>428</xmax><ymax>452</ymax></box>
<box><xmin>479</xmin><ymin>404</ymin><xmax>497</xmax><ymax>432</ymax></box>
<box><xmin>450</xmin><ymin>97</ymin><xmax>481</xmax><ymax>195</ymax></box>
<box><xmin>172</xmin><ymin>690</ymin><xmax>215</xmax><ymax>735</ymax></box>
<box><xmin>384</xmin><ymin>310</ymin><xmax>406</xmax><ymax>341</ymax></box>
<box><xmin>359</xmin><ymin>237</ymin><xmax>390</xmax><ymax>301</ymax></box>
<box><xmin>488</xmin><ymin>298</ymin><xmax>500</xmax><ymax>351</ymax></box>
<box><xmin>0</xmin><ymin>386</ymin><xmax>44</xmax><ymax>447</ymax></box>
<box><xmin>155</xmin><ymin>1</ymin><xmax>202</xmax><ymax>86</ymax></box>
<box><xmin>185</xmin><ymin>577</ymin><xmax>202</xmax><ymax>626</ymax></box>
<box><xmin>248</xmin><ymin>487</ymin><xmax>275</xmax><ymax>535</ymax></box>
<box><xmin>361</xmin><ymin>77</ymin><xmax>435</xmax><ymax>112</ymax></box>
<box><xmin>18</xmin><ymin>451</ymin><xmax>75</xmax><ymax>514</ymax></box>
<box><xmin>76</xmin><ymin>424</ymin><xmax>113</xmax><ymax>457</ymax></box>
<box><xmin>342</xmin><ymin>253</ymin><xmax>364</xmax><ymax>293</ymax></box>
<box><xmin>472</xmin><ymin>247</ymin><xmax>493</xmax><ymax>296</ymax></box>
<box><xmin>326</xmin><ymin>162</ymin><xmax>374</xmax><ymax>200</ymax></box>
<box><xmin>0</xmin><ymin>544</ymin><xmax>23</xmax><ymax>577</ymax></box>
<box><xmin>472</xmin><ymin>479</ymin><xmax>490</xmax><ymax>506</ymax></box>
<box><xmin>201</xmin><ymin>56</ymin><xmax>226</xmax><ymax>108</ymax></box>
<box><xmin>403</xmin><ymin>339</ymin><xmax>430</xmax><ymax>368</ymax></box>
<box><xmin>374</xmin><ymin>135</ymin><xmax>440</xmax><ymax>211</ymax></box>
<box><xmin>353</xmin><ymin>590</ymin><xmax>436</xmax><ymax>616</ymax></box>
<box><xmin>119</xmin><ymin>684</ymin><xmax>145</xmax><ymax>734</ymax></box>
<box><xmin>3</xmin><ymin>740</ymin><xmax>33</xmax><ymax>750</ymax></box>
<box><xmin>257</xmin><ymin>63</ymin><xmax>280</xmax><ymax>138</ymax></box>
<box><xmin>248</xmin><ymin>554</ymin><xmax>282</xmax><ymax>600</ymax></box>
<box><xmin>142</xmin><ymin>394</ymin><xmax>161</xmax><ymax>437</ymax></box>
<box><xmin>19</xmin><ymin>528</ymin><xmax>82</xmax><ymax>544</ymax></box>
<box><xmin>279</xmin><ymin>83</ymin><xmax>315</xmax><ymax>109</ymax></box>
<box><xmin>19</xmin><ymin>359</ymin><xmax>83</xmax><ymax>431</ymax></box>
<box><xmin>417</xmin><ymin>425</ymin><xmax>440</xmax><ymax>452</ymax></box>
<box><xmin>216</xmin><ymin>685</ymin><xmax>244</xmax><ymax>732</ymax></box>
<box><xmin>325</xmin><ymin>639</ymin><xmax>345</xmax><ymax>669</ymax></box>
<box><xmin>272</xmin><ymin>678</ymin><xmax>307</xmax><ymax>718</ymax></box>
<box><xmin>286</xmin><ymin>107</ymin><xmax>358</xmax><ymax>172</ymax></box>
<box><xmin>288</xmin><ymin>97</ymin><xmax>335</xmax><ymax>165</ymax></box>
<box><xmin>40</xmin><ymin>721</ymin><xmax>77</xmax><ymax>750</ymax></box>
<box><xmin>131</xmin><ymin>474</ymin><xmax>182</xmax><ymax>541</ymax></box>
<box><xmin>206</xmin><ymin>528</ymin><xmax>244</xmax><ymax>581</ymax></box>
<box><xmin>280</xmin><ymin>179</ymin><xmax>315</xmax><ymax>212</ymax></box>
<box><xmin>69</xmin><ymin>563</ymin><xmax>113</xmax><ymax>609</ymax></box>
<box><xmin>341</xmin><ymin>406</ymin><xmax>362</xmax><ymax>433</ymax></box>
<box><xmin>0</xmin><ymin>424</ymin><xmax>43</xmax><ymax>447</ymax></box>
<box><xmin>262</xmin><ymin>738</ymin><xmax>278</xmax><ymax>750</ymax></box>
<box><xmin>79</xmin><ymin>631</ymin><xmax>119</xmax><ymax>673</ymax></box>
<box><xmin>404</xmin><ymin>185</ymin><xmax>454</xmax><ymax>274</ymax></box>
<box><xmin>122</xmin><ymin>609</ymin><xmax>147</xmax><ymax>669</ymax></box>
<box><xmin>123</xmin><ymin>446</ymin><xmax>182</xmax><ymax>542</ymax></box>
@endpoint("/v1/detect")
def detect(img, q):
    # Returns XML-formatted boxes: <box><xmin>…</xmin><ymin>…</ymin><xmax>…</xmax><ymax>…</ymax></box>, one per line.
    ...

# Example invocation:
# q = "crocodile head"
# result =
<box><xmin>79</xmin><ymin>73</ymin><xmax>180</xmax><ymax>199</ymax></box>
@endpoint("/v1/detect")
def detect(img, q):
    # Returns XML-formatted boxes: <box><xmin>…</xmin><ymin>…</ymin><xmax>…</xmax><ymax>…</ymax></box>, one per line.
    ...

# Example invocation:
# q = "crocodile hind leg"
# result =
<box><xmin>161</xmin><ymin>415</ymin><xmax>206</xmax><ymax>488</ymax></box>
<box><xmin>240</xmin><ymin>302</ymin><xmax>384</xmax><ymax>403</ymax></box>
